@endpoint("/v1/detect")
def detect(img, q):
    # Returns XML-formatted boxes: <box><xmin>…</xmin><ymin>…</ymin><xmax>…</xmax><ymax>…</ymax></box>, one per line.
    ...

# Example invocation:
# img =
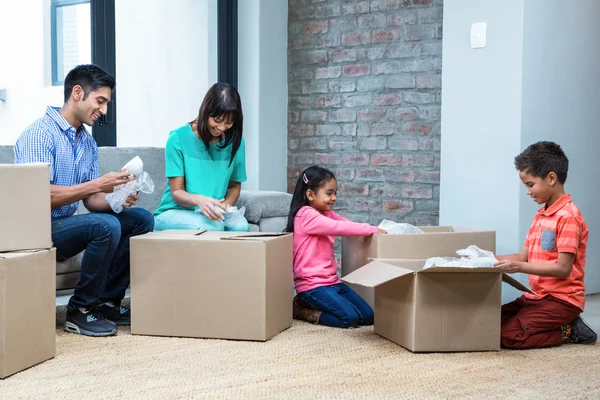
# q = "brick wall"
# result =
<box><xmin>288</xmin><ymin>0</ymin><xmax>443</xmax><ymax>226</ymax></box>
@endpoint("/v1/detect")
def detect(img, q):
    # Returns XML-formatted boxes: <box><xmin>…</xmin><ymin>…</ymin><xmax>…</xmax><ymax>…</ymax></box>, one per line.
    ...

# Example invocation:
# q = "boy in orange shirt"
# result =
<box><xmin>495</xmin><ymin>141</ymin><xmax>597</xmax><ymax>349</ymax></box>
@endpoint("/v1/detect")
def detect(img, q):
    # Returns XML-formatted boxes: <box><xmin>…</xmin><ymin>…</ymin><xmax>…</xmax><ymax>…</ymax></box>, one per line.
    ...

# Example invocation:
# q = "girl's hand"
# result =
<box><xmin>378</xmin><ymin>228</ymin><xmax>388</xmax><ymax>234</ymax></box>
<box><xmin>196</xmin><ymin>195</ymin><xmax>226</xmax><ymax>221</ymax></box>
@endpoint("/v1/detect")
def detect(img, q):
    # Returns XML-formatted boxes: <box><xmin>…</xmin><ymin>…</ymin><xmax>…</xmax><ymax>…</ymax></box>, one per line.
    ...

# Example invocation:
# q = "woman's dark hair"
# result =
<box><xmin>194</xmin><ymin>83</ymin><xmax>243</xmax><ymax>166</ymax></box>
<box><xmin>63</xmin><ymin>64</ymin><xmax>116</xmax><ymax>103</ymax></box>
<box><xmin>285</xmin><ymin>166</ymin><xmax>336</xmax><ymax>233</ymax></box>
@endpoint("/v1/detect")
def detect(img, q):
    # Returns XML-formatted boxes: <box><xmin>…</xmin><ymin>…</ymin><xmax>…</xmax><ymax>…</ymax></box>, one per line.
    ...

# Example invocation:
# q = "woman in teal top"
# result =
<box><xmin>154</xmin><ymin>83</ymin><xmax>249</xmax><ymax>231</ymax></box>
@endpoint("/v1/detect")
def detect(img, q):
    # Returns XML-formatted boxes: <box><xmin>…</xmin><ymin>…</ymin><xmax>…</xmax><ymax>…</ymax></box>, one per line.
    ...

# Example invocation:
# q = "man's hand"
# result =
<box><xmin>493</xmin><ymin>259</ymin><xmax>520</xmax><ymax>273</ymax></box>
<box><xmin>195</xmin><ymin>195</ymin><xmax>226</xmax><ymax>221</ymax></box>
<box><xmin>122</xmin><ymin>192</ymin><xmax>139</xmax><ymax>209</ymax></box>
<box><xmin>378</xmin><ymin>228</ymin><xmax>388</xmax><ymax>234</ymax></box>
<box><xmin>96</xmin><ymin>171</ymin><xmax>135</xmax><ymax>193</ymax></box>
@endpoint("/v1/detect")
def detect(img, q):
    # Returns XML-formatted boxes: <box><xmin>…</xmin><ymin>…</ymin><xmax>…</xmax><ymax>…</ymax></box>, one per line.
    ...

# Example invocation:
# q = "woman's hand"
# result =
<box><xmin>378</xmin><ymin>228</ymin><xmax>388</xmax><ymax>234</ymax></box>
<box><xmin>195</xmin><ymin>195</ymin><xmax>227</xmax><ymax>221</ymax></box>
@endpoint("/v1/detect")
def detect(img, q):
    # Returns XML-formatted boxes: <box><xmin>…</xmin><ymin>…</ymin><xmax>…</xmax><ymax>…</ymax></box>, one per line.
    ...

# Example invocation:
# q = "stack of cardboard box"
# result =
<box><xmin>342</xmin><ymin>227</ymin><xmax>532</xmax><ymax>352</ymax></box>
<box><xmin>0</xmin><ymin>164</ymin><xmax>56</xmax><ymax>378</ymax></box>
<box><xmin>130</xmin><ymin>230</ymin><xmax>293</xmax><ymax>341</ymax></box>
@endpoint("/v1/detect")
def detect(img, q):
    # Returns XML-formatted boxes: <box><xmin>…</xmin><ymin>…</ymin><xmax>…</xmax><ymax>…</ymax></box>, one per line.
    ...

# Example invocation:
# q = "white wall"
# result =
<box><xmin>0</xmin><ymin>1</ymin><xmax>216</xmax><ymax>148</ymax></box>
<box><xmin>238</xmin><ymin>1</ymin><xmax>260</xmax><ymax>191</ymax></box>
<box><xmin>440</xmin><ymin>1</ymin><xmax>525</xmax><ymax>251</ymax></box>
<box><xmin>0</xmin><ymin>0</ymin><xmax>284</xmax><ymax>193</ymax></box>
<box><xmin>441</xmin><ymin>0</ymin><xmax>600</xmax><ymax>301</ymax></box>
<box><xmin>238</xmin><ymin>0</ymin><xmax>288</xmax><ymax>191</ymax></box>
<box><xmin>115</xmin><ymin>0</ymin><xmax>217</xmax><ymax>147</ymax></box>
<box><xmin>0</xmin><ymin>0</ymin><xmax>63</xmax><ymax>145</ymax></box>
<box><xmin>520</xmin><ymin>0</ymin><xmax>600</xmax><ymax>294</ymax></box>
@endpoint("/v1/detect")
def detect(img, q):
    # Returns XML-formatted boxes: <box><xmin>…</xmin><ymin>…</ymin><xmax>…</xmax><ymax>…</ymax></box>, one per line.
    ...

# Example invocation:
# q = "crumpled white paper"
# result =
<box><xmin>377</xmin><ymin>219</ymin><xmax>424</xmax><ymax>234</ymax></box>
<box><xmin>106</xmin><ymin>171</ymin><xmax>155</xmax><ymax>214</ymax></box>
<box><xmin>423</xmin><ymin>245</ymin><xmax>498</xmax><ymax>269</ymax></box>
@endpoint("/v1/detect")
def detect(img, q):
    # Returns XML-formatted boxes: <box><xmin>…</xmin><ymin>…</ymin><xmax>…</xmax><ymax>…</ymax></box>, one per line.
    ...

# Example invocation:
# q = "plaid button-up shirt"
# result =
<box><xmin>14</xmin><ymin>106</ymin><xmax>100</xmax><ymax>218</ymax></box>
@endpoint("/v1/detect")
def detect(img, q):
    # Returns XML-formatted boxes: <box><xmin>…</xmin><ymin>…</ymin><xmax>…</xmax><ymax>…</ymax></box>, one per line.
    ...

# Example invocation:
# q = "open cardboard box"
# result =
<box><xmin>130</xmin><ymin>231</ymin><xmax>293</xmax><ymax>341</ymax></box>
<box><xmin>343</xmin><ymin>258</ymin><xmax>533</xmax><ymax>353</ymax></box>
<box><xmin>342</xmin><ymin>226</ymin><xmax>496</xmax><ymax>307</ymax></box>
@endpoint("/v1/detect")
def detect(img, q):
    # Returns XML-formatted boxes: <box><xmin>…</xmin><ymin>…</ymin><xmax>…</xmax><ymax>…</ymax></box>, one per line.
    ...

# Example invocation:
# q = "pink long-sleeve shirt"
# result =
<box><xmin>293</xmin><ymin>206</ymin><xmax>379</xmax><ymax>293</ymax></box>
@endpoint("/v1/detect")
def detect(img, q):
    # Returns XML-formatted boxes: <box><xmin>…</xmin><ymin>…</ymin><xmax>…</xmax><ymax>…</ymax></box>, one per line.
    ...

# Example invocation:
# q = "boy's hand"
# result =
<box><xmin>493</xmin><ymin>259</ymin><xmax>519</xmax><ymax>273</ymax></box>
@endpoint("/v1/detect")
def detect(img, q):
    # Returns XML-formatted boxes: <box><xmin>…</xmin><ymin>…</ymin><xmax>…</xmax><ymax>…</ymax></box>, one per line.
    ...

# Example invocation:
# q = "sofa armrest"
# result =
<box><xmin>235</xmin><ymin>191</ymin><xmax>292</xmax><ymax>224</ymax></box>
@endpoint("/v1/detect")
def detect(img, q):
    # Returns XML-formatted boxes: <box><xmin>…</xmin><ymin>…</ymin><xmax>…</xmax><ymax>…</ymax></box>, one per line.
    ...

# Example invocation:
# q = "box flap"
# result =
<box><xmin>502</xmin><ymin>274</ymin><xmax>536</xmax><ymax>295</ymax></box>
<box><xmin>342</xmin><ymin>260</ymin><xmax>415</xmax><ymax>288</ymax></box>
<box><xmin>131</xmin><ymin>231</ymin><xmax>290</xmax><ymax>243</ymax></box>
<box><xmin>418</xmin><ymin>226</ymin><xmax>454</xmax><ymax>233</ymax></box>
<box><xmin>0</xmin><ymin>249</ymin><xmax>49</xmax><ymax>259</ymax></box>
<box><xmin>417</xmin><ymin>226</ymin><xmax>492</xmax><ymax>233</ymax></box>
<box><xmin>0</xmin><ymin>162</ymin><xmax>50</xmax><ymax>169</ymax></box>
<box><xmin>418</xmin><ymin>266</ymin><xmax>502</xmax><ymax>274</ymax></box>
<box><xmin>369</xmin><ymin>258</ymin><xmax>426</xmax><ymax>271</ymax></box>
<box><xmin>220</xmin><ymin>233</ymin><xmax>290</xmax><ymax>241</ymax></box>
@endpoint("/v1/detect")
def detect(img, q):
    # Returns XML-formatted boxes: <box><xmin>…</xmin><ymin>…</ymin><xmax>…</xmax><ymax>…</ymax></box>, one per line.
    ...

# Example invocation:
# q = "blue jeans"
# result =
<box><xmin>298</xmin><ymin>283</ymin><xmax>374</xmax><ymax>328</ymax></box>
<box><xmin>154</xmin><ymin>209</ymin><xmax>250</xmax><ymax>232</ymax></box>
<box><xmin>52</xmin><ymin>208</ymin><xmax>154</xmax><ymax>311</ymax></box>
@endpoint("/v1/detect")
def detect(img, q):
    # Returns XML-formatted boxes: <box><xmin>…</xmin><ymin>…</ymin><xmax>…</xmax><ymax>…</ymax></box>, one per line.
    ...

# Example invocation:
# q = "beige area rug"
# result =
<box><xmin>1</xmin><ymin>304</ymin><xmax>599</xmax><ymax>400</ymax></box>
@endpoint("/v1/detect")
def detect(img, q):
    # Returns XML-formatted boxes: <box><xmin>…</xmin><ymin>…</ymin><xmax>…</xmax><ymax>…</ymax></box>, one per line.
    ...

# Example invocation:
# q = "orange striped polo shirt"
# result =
<box><xmin>523</xmin><ymin>194</ymin><xmax>588</xmax><ymax>311</ymax></box>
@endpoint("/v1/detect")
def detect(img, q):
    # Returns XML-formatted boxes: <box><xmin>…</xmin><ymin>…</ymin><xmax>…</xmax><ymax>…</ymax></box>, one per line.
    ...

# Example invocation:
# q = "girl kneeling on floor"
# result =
<box><xmin>286</xmin><ymin>166</ymin><xmax>387</xmax><ymax>328</ymax></box>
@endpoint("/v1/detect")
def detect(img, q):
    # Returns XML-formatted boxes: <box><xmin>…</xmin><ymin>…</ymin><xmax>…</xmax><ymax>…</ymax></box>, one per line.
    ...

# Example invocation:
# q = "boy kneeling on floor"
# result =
<box><xmin>495</xmin><ymin>141</ymin><xmax>597</xmax><ymax>349</ymax></box>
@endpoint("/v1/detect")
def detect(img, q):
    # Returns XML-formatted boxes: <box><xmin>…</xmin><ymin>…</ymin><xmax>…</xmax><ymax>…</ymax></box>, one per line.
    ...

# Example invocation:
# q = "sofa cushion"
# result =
<box><xmin>258</xmin><ymin>217</ymin><xmax>287</xmax><ymax>233</ymax></box>
<box><xmin>236</xmin><ymin>191</ymin><xmax>292</xmax><ymax>223</ymax></box>
<box><xmin>0</xmin><ymin>145</ymin><xmax>13</xmax><ymax>163</ymax></box>
<box><xmin>57</xmin><ymin>252</ymin><xmax>84</xmax><ymax>274</ymax></box>
<box><xmin>249</xmin><ymin>223</ymin><xmax>260</xmax><ymax>232</ymax></box>
<box><xmin>57</xmin><ymin>272</ymin><xmax>80</xmax><ymax>291</ymax></box>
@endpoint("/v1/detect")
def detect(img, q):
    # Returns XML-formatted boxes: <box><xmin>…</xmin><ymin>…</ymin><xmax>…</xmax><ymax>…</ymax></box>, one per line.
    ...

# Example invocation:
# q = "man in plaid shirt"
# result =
<box><xmin>495</xmin><ymin>141</ymin><xmax>597</xmax><ymax>349</ymax></box>
<box><xmin>15</xmin><ymin>65</ymin><xmax>154</xmax><ymax>337</ymax></box>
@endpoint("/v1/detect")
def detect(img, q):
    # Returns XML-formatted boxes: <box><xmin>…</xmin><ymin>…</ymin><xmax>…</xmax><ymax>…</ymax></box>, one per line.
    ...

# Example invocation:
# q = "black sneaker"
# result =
<box><xmin>563</xmin><ymin>316</ymin><xmax>598</xmax><ymax>344</ymax></box>
<box><xmin>96</xmin><ymin>302</ymin><xmax>131</xmax><ymax>326</ymax></box>
<box><xmin>65</xmin><ymin>307</ymin><xmax>117</xmax><ymax>337</ymax></box>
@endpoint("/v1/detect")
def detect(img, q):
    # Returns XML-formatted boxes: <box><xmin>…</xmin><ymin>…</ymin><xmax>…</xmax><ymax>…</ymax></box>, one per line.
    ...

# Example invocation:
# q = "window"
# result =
<box><xmin>51</xmin><ymin>0</ymin><xmax>91</xmax><ymax>86</ymax></box>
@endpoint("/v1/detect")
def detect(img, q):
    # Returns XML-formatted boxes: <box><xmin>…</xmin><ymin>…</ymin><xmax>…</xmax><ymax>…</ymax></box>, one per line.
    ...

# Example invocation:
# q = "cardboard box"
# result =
<box><xmin>343</xmin><ymin>259</ymin><xmax>532</xmax><ymax>353</ymax></box>
<box><xmin>130</xmin><ymin>231</ymin><xmax>293</xmax><ymax>341</ymax></box>
<box><xmin>342</xmin><ymin>226</ymin><xmax>496</xmax><ymax>307</ymax></box>
<box><xmin>0</xmin><ymin>163</ymin><xmax>52</xmax><ymax>252</ymax></box>
<box><xmin>0</xmin><ymin>249</ymin><xmax>56</xmax><ymax>378</ymax></box>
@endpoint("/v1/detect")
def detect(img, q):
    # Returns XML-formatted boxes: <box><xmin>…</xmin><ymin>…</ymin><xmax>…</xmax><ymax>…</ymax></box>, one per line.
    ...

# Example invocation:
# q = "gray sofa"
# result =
<box><xmin>0</xmin><ymin>146</ymin><xmax>292</xmax><ymax>290</ymax></box>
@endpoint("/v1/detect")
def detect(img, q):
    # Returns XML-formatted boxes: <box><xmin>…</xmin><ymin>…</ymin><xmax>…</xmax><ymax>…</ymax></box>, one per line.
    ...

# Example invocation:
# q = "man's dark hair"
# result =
<box><xmin>63</xmin><ymin>64</ymin><xmax>116</xmax><ymax>103</ymax></box>
<box><xmin>514</xmin><ymin>141</ymin><xmax>569</xmax><ymax>184</ymax></box>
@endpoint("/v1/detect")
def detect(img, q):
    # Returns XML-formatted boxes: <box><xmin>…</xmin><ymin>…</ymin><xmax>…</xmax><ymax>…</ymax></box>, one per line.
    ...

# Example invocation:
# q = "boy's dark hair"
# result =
<box><xmin>285</xmin><ymin>166</ymin><xmax>336</xmax><ymax>233</ymax></box>
<box><xmin>514</xmin><ymin>141</ymin><xmax>569</xmax><ymax>184</ymax></box>
<box><xmin>195</xmin><ymin>83</ymin><xmax>243</xmax><ymax>166</ymax></box>
<box><xmin>63</xmin><ymin>64</ymin><xmax>116</xmax><ymax>103</ymax></box>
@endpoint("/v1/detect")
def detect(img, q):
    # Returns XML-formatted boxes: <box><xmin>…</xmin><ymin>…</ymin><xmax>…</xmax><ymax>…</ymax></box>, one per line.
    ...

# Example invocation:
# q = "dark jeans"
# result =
<box><xmin>298</xmin><ymin>283</ymin><xmax>374</xmax><ymax>328</ymax></box>
<box><xmin>52</xmin><ymin>208</ymin><xmax>154</xmax><ymax>312</ymax></box>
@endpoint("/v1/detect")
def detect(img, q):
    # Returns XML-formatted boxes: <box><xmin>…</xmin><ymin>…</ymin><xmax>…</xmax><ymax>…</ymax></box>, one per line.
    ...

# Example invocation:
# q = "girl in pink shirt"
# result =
<box><xmin>286</xmin><ymin>166</ymin><xmax>386</xmax><ymax>328</ymax></box>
